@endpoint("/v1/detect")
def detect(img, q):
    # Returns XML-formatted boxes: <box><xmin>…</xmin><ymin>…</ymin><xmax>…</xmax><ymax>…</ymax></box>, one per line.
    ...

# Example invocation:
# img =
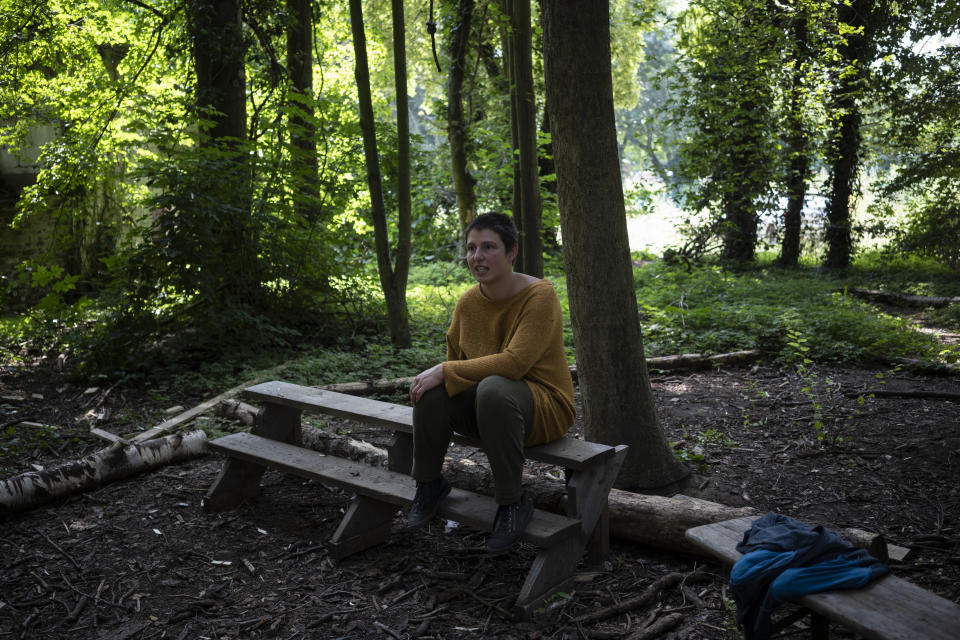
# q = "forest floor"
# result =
<box><xmin>1</xmin><ymin>313</ymin><xmax>958</xmax><ymax>640</ymax></box>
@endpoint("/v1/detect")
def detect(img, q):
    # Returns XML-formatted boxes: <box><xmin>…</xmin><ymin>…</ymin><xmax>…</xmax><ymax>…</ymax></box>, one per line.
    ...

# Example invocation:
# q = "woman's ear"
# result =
<box><xmin>507</xmin><ymin>242</ymin><xmax>519</xmax><ymax>263</ymax></box>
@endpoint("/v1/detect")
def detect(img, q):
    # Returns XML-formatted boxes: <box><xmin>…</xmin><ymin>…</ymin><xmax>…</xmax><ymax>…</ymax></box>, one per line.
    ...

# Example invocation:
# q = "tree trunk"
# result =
<box><xmin>500</xmin><ymin>1</ymin><xmax>523</xmax><ymax>232</ymax></box>
<box><xmin>541</xmin><ymin>0</ymin><xmax>689</xmax><ymax>490</ymax></box>
<box><xmin>824</xmin><ymin>0</ymin><xmax>874</xmax><ymax>270</ymax></box>
<box><xmin>348</xmin><ymin>0</ymin><xmax>411</xmax><ymax>346</ymax></box>
<box><xmin>286</xmin><ymin>0</ymin><xmax>320</xmax><ymax>224</ymax></box>
<box><xmin>390</xmin><ymin>0</ymin><xmax>412</xmax><ymax>331</ymax></box>
<box><xmin>446</xmin><ymin>0</ymin><xmax>478</xmax><ymax>231</ymax></box>
<box><xmin>721</xmin><ymin>183</ymin><xmax>758</xmax><ymax>263</ymax></box>
<box><xmin>0</xmin><ymin>432</ymin><xmax>208</xmax><ymax>515</ymax></box>
<box><xmin>509</xmin><ymin>0</ymin><xmax>543</xmax><ymax>277</ymax></box>
<box><xmin>190</xmin><ymin>0</ymin><xmax>257</xmax><ymax>302</ymax></box>
<box><xmin>779</xmin><ymin>8</ymin><xmax>809</xmax><ymax>267</ymax></box>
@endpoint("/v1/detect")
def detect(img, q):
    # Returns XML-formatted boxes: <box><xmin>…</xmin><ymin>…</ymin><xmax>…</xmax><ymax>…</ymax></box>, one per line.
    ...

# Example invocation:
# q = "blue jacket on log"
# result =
<box><xmin>731</xmin><ymin>512</ymin><xmax>889</xmax><ymax>640</ymax></box>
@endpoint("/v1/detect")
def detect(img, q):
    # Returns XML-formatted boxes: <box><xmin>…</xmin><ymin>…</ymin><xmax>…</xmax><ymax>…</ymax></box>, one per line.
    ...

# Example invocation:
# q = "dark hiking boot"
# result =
<box><xmin>406</xmin><ymin>476</ymin><xmax>451</xmax><ymax>529</ymax></box>
<box><xmin>486</xmin><ymin>492</ymin><xmax>533</xmax><ymax>555</ymax></box>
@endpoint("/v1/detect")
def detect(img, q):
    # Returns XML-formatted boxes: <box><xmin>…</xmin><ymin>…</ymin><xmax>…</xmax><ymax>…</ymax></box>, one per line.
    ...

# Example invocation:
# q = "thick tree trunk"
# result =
<box><xmin>447</xmin><ymin>0</ymin><xmax>477</xmax><ymax>231</ymax></box>
<box><xmin>824</xmin><ymin>93</ymin><xmax>859</xmax><ymax>270</ymax></box>
<box><xmin>721</xmin><ymin>185</ymin><xmax>758</xmax><ymax>263</ymax></box>
<box><xmin>190</xmin><ymin>0</ymin><xmax>257</xmax><ymax>302</ymax></box>
<box><xmin>779</xmin><ymin>12</ymin><xmax>810</xmax><ymax>267</ymax></box>
<box><xmin>824</xmin><ymin>0</ymin><xmax>874</xmax><ymax>270</ymax></box>
<box><xmin>0</xmin><ymin>432</ymin><xmax>208</xmax><ymax>515</ymax></box>
<box><xmin>509</xmin><ymin>0</ymin><xmax>543</xmax><ymax>277</ymax></box>
<box><xmin>286</xmin><ymin>0</ymin><xmax>320</xmax><ymax>224</ymax></box>
<box><xmin>541</xmin><ymin>0</ymin><xmax>689</xmax><ymax>490</ymax></box>
<box><xmin>348</xmin><ymin>0</ymin><xmax>411</xmax><ymax>346</ymax></box>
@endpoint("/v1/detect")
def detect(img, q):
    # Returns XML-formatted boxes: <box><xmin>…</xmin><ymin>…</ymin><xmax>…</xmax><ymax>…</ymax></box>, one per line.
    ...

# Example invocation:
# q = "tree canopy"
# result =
<box><xmin>0</xmin><ymin>0</ymin><xmax>958</xmax><ymax>377</ymax></box>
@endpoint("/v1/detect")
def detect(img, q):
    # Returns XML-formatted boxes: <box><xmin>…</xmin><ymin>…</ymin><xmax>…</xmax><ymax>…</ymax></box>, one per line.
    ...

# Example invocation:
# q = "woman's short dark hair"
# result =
<box><xmin>464</xmin><ymin>212</ymin><xmax>519</xmax><ymax>252</ymax></box>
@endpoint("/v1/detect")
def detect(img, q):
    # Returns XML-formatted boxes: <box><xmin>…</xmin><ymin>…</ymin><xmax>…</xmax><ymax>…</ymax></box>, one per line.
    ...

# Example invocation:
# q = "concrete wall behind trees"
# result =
<box><xmin>0</xmin><ymin>125</ymin><xmax>56</xmax><ymax>275</ymax></box>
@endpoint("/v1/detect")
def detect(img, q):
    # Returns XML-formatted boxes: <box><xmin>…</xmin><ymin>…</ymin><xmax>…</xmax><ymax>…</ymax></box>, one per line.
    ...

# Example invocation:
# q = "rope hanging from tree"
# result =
<box><xmin>427</xmin><ymin>0</ymin><xmax>442</xmax><ymax>72</ymax></box>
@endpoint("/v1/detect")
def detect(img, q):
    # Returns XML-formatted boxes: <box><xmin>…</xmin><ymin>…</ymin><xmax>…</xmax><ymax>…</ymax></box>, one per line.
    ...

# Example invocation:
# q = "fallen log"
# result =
<box><xmin>320</xmin><ymin>350</ymin><xmax>766</xmax><ymax>396</ymax></box>
<box><xmin>869</xmin><ymin>355</ymin><xmax>960</xmax><ymax>376</ymax></box>
<box><xmin>846</xmin><ymin>288</ymin><xmax>960</xmax><ymax>308</ymax></box>
<box><xmin>843</xmin><ymin>388</ymin><xmax>960</xmax><ymax>401</ymax></box>
<box><xmin>287</xmin><ymin>424</ymin><xmax>756</xmax><ymax>556</ymax></box>
<box><xmin>0</xmin><ymin>431</ymin><xmax>208</xmax><ymax>516</ymax></box>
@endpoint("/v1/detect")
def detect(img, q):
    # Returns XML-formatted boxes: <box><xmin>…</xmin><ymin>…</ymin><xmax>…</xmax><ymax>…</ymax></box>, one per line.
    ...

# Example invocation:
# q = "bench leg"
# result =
<box><xmin>327</xmin><ymin>495</ymin><xmax>399</xmax><ymax>560</ymax></box>
<box><xmin>810</xmin><ymin>612</ymin><xmax>830</xmax><ymax>640</ymax></box>
<box><xmin>203</xmin><ymin>403</ymin><xmax>303</xmax><ymax>512</ymax></box>
<box><xmin>566</xmin><ymin>445</ymin><xmax>628</xmax><ymax>563</ymax></box>
<box><xmin>202</xmin><ymin>458</ymin><xmax>266</xmax><ymax>511</ymax></box>
<box><xmin>387</xmin><ymin>431</ymin><xmax>413</xmax><ymax>474</ymax></box>
<box><xmin>513</xmin><ymin>536</ymin><xmax>580</xmax><ymax>619</ymax></box>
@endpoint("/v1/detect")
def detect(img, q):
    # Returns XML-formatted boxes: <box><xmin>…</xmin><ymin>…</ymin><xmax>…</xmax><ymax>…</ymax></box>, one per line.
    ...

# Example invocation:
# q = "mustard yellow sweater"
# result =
<box><xmin>441</xmin><ymin>279</ymin><xmax>576</xmax><ymax>446</ymax></box>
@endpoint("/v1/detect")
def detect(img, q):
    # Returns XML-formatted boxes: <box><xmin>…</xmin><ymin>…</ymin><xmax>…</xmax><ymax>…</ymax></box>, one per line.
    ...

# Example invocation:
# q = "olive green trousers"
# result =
<box><xmin>412</xmin><ymin>375</ymin><xmax>533</xmax><ymax>505</ymax></box>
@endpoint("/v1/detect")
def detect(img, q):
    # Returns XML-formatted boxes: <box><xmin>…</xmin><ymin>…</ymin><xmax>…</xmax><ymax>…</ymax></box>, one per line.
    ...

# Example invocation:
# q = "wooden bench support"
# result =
<box><xmin>203</xmin><ymin>381</ymin><xmax>628</xmax><ymax>617</ymax></box>
<box><xmin>685</xmin><ymin>516</ymin><xmax>960</xmax><ymax>640</ymax></box>
<box><xmin>566</xmin><ymin>444</ymin><xmax>627</xmax><ymax>565</ymax></box>
<box><xmin>203</xmin><ymin>404</ymin><xmax>302</xmax><ymax>511</ymax></box>
<box><xmin>206</xmin><ymin>432</ymin><xmax>583</xmax><ymax>614</ymax></box>
<box><xmin>329</xmin><ymin>495</ymin><xmax>399</xmax><ymax>560</ymax></box>
<box><xmin>514</xmin><ymin>535</ymin><xmax>581</xmax><ymax>617</ymax></box>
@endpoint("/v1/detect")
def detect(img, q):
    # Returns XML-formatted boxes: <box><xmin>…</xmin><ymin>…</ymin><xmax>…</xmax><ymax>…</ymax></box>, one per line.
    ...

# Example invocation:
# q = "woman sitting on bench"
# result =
<box><xmin>407</xmin><ymin>212</ymin><xmax>576</xmax><ymax>554</ymax></box>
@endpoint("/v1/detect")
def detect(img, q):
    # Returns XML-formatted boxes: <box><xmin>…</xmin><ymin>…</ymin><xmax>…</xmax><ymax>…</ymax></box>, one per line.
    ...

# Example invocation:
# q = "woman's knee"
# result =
<box><xmin>475</xmin><ymin>376</ymin><xmax>532</xmax><ymax>435</ymax></box>
<box><xmin>476</xmin><ymin>376</ymin><xmax>518</xmax><ymax>407</ymax></box>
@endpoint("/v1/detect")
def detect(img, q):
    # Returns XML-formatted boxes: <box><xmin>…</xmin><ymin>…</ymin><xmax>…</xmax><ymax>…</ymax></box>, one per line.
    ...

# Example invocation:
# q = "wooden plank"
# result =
<box><xmin>685</xmin><ymin>518</ymin><xmax>960</xmax><ymax>640</ymax></box>
<box><xmin>209</xmin><ymin>432</ymin><xmax>579</xmax><ymax>547</ymax></box>
<box><xmin>243</xmin><ymin>380</ymin><xmax>615</xmax><ymax>469</ymax></box>
<box><xmin>800</xmin><ymin>575</ymin><xmax>960</xmax><ymax>640</ymax></box>
<box><xmin>132</xmin><ymin>378</ymin><xmax>258</xmax><ymax>443</ymax></box>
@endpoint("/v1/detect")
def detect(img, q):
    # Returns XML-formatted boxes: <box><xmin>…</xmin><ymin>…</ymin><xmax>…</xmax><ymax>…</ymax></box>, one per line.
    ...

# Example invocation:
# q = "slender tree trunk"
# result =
<box><xmin>447</xmin><ymin>0</ymin><xmax>477</xmax><ymax>232</ymax></box>
<box><xmin>509</xmin><ymin>0</ymin><xmax>543</xmax><ymax>277</ymax></box>
<box><xmin>348</xmin><ymin>0</ymin><xmax>411</xmax><ymax>346</ymax></box>
<box><xmin>499</xmin><ymin>2</ymin><xmax>522</xmax><ymax>236</ymax></box>
<box><xmin>286</xmin><ymin>0</ymin><xmax>320</xmax><ymax>224</ymax></box>
<box><xmin>191</xmin><ymin>0</ymin><xmax>257</xmax><ymax>302</ymax></box>
<box><xmin>542</xmin><ymin>0</ymin><xmax>689</xmax><ymax>490</ymax></box>
<box><xmin>390</xmin><ymin>0</ymin><xmax>412</xmax><ymax>325</ymax></box>
<box><xmin>539</xmin><ymin>107</ymin><xmax>560</xmax><ymax>252</ymax></box>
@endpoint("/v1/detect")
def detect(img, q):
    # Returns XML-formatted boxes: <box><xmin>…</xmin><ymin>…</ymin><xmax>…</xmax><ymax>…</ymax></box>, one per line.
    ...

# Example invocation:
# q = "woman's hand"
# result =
<box><xmin>410</xmin><ymin>363</ymin><xmax>444</xmax><ymax>404</ymax></box>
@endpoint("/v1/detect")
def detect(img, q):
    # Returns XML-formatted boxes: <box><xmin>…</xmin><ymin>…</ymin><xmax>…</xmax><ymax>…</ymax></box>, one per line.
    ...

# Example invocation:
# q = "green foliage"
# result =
<box><xmin>930</xmin><ymin>305</ymin><xmax>960</xmax><ymax>332</ymax></box>
<box><xmin>633</xmin><ymin>256</ymin><xmax>948</xmax><ymax>363</ymax></box>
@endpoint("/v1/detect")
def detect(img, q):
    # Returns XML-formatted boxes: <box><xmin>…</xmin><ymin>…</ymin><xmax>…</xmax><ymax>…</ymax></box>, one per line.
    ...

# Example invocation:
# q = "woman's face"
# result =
<box><xmin>465</xmin><ymin>228</ymin><xmax>517</xmax><ymax>286</ymax></box>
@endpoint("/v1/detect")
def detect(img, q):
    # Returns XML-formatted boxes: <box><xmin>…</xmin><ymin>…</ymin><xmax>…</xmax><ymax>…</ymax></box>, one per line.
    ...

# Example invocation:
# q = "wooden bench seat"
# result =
<box><xmin>243</xmin><ymin>380</ymin><xmax>615</xmax><ymax>470</ymax></box>
<box><xmin>685</xmin><ymin>516</ymin><xmax>960</xmax><ymax>640</ymax></box>
<box><xmin>204</xmin><ymin>380</ymin><xmax>627</xmax><ymax>617</ymax></box>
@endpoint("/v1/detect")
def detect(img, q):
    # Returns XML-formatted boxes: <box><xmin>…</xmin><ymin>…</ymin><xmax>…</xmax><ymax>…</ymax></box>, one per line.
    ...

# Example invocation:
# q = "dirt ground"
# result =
<box><xmin>1</xmin><ymin>325</ymin><xmax>959</xmax><ymax>639</ymax></box>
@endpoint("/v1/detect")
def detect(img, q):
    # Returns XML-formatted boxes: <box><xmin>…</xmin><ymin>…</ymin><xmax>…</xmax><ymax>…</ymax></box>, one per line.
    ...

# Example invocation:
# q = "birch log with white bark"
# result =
<box><xmin>0</xmin><ymin>431</ymin><xmax>208</xmax><ymax>516</ymax></box>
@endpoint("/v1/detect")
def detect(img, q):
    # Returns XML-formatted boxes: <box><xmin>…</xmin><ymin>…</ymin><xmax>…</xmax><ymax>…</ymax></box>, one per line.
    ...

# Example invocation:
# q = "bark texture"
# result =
<box><xmin>824</xmin><ymin>0</ymin><xmax>875</xmax><ymax>270</ymax></box>
<box><xmin>508</xmin><ymin>0</ymin><xmax>543</xmax><ymax>277</ymax></box>
<box><xmin>0</xmin><ymin>432</ymin><xmax>208</xmax><ymax>515</ymax></box>
<box><xmin>446</xmin><ymin>0</ymin><xmax>477</xmax><ymax>231</ymax></box>
<box><xmin>541</xmin><ymin>0</ymin><xmax>689</xmax><ymax>489</ymax></box>
<box><xmin>348</xmin><ymin>0</ymin><xmax>411</xmax><ymax>346</ymax></box>
<box><xmin>286</xmin><ymin>0</ymin><xmax>320</xmax><ymax>223</ymax></box>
